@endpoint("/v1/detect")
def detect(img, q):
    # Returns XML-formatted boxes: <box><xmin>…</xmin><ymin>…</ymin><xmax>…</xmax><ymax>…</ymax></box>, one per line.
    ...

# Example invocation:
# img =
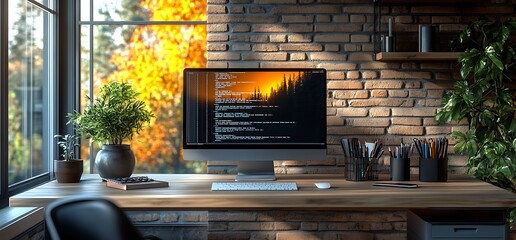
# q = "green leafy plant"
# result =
<box><xmin>54</xmin><ymin>134</ymin><xmax>80</xmax><ymax>161</ymax></box>
<box><xmin>68</xmin><ymin>81</ymin><xmax>154</xmax><ymax>145</ymax></box>
<box><xmin>436</xmin><ymin>18</ymin><xmax>516</xmax><ymax>223</ymax></box>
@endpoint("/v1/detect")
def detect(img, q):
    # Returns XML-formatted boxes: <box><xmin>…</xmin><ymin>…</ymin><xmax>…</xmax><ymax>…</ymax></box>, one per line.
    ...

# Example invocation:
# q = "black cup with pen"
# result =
<box><xmin>413</xmin><ymin>138</ymin><xmax>448</xmax><ymax>182</ymax></box>
<box><xmin>389</xmin><ymin>141</ymin><xmax>411</xmax><ymax>181</ymax></box>
<box><xmin>341</xmin><ymin>138</ymin><xmax>383</xmax><ymax>181</ymax></box>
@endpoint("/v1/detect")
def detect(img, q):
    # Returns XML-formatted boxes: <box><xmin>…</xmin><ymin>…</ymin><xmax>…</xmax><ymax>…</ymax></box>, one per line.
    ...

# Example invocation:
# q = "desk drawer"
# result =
<box><xmin>407</xmin><ymin>210</ymin><xmax>508</xmax><ymax>240</ymax></box>
<box><xmin>432</xmin><ymin>224</ymin><xmax>505</xmax><ymax>238</ymax></box>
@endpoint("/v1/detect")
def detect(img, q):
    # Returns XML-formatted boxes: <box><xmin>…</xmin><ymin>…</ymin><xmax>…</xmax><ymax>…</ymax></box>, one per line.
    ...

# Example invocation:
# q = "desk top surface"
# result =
<box><xmin>9</xmin><ymin>174</ymin><xmax>516</xmax><ymax>210</ymax></box>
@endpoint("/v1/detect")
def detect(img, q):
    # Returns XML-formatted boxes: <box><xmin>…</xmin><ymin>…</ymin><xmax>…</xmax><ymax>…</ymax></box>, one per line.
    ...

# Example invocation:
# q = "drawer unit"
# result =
<box><xmin>408</xmin><ymin>209</ymin><xmax>507</xmax><ymax>240</ymax></box>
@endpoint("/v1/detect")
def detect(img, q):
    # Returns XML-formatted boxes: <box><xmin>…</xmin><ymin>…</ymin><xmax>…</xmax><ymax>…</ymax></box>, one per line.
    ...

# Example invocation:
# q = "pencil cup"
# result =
<box><xmin>345</xmin><ymin>157</ymin><xmax>378</xmax><ymax>181</ymax></box>
<box><xmin>419</xmin><ymin>157</ymin><xmax>448</xmax><ymax>182</ymax></box>
<box><xmin>390</xmin><ymin>158</ymin><xmax>410</xmax><ymax>181</ymax></box>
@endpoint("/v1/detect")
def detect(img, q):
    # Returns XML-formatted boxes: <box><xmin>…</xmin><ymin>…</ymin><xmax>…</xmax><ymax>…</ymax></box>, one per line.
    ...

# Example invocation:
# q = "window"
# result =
<box><xmin>79</xmin><ymin>0</ymin><xmax>207</xmax><ymax>174</ymax></box>
<box><xmin>0</xmin><ymin>0</ymin><xmax>56</xmax><ymax>206</ymax></box>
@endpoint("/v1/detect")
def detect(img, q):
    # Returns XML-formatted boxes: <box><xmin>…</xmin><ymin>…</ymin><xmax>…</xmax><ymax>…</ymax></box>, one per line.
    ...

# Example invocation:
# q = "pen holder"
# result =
<box><xmin>419</xmin><ymin>157</ymin><xmax>448</xmax><ymax>182</ymax></box>
<box><xmin>345</xmin><ymin>157</ymin><xmax>378</xmax><ymax>181</ymax></box>
<box><xmin>390</xmin><ymin>157</ymin><xmax>410</xmax><ymax>181</ymax></box>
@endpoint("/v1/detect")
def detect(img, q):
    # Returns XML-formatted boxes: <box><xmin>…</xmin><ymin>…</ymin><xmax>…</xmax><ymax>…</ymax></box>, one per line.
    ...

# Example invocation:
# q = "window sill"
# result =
<box><xmin>0</xmin><ymin>207</ymin><xmax>44</xmax><ymax>239</ymax></box>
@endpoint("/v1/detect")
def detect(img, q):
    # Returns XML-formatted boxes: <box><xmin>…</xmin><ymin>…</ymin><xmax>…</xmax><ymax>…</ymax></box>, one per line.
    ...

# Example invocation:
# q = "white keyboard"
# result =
<box><xmin>211</xmin><ymin>182</ymin><xmax>298</xmax><ymax>191</ymax></box>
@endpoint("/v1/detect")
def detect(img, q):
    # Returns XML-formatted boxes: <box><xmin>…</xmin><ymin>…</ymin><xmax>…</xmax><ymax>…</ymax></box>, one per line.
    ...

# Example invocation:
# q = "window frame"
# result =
<box><xmin>0</xmin><ymin>0</ymin><xmax>58</xmax><ymax>208</ymax></box>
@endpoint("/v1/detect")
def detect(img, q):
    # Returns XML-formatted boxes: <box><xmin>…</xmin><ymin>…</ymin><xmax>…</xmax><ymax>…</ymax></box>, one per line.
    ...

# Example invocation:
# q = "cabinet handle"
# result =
<box><xmin>454</xmin><ymin>228</ymin><xmax>478</xmax><ymax>233</ymax></box>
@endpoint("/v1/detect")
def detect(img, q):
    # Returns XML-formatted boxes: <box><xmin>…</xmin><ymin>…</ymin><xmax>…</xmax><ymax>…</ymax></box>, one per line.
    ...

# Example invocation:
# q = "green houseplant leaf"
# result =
<box><xmin>458</xmin><ymin>49</ymin><xmax>481</xmax><ymax>79</ymax></box>
<box><xmin>438</xmin><ymin>18</ymin><xmax>516</xmax><ymax>225</ymax></box>
<box><xmin>54</xmin><ymin>134</ymin><xmax>80</xmax><ymax>161</ymax></box>
<box><xmin>68</xmin><ymin>81</ymin><xmax>155</xmax><ymax>145</ymax></box>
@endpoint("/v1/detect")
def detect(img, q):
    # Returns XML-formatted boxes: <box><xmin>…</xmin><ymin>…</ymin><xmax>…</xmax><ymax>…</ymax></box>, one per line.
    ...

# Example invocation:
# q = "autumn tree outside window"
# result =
<box><xmin>79</xmin><ymin>0</ymin><xmax>207</xmax><ymax>174</ymax></box>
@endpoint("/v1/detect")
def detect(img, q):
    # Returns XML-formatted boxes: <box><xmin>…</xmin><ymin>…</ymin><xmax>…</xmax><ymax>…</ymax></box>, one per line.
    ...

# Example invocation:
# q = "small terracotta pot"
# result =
<box><xmin>54</xmin><ymin>159</ymin><xmax>83</xmax><ymax>183</ymax></box>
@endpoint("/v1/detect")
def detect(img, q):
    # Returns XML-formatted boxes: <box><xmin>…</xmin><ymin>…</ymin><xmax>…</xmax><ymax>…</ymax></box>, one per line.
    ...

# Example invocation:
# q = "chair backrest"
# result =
<box><xmin>45</xmin><ymin>196</ymin><xmax>142</xmax><ymax>240</ymax></box>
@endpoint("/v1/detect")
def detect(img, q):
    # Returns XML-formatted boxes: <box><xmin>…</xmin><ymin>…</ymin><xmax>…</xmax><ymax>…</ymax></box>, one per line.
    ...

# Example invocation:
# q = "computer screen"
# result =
<box><xmin>183</xmin><ymin>68</ymin><xmax>327</xmax><ymax>181</ymax></box>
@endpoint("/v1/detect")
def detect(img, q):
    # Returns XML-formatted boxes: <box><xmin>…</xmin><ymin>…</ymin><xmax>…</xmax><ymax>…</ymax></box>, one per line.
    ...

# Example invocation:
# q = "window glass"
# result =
<box><xmin>8</xmin><ymin>1</ymin><xmax>54</xmax><ymax>184</ymax></box>
<box><xmin>91</xmin><ymin>0</ymin><xmax>207</xmax><ymax>22</ymax></box>
<box><xmin>92</xmin><ymin>0</ymin><xmax>150</xmax><ymax>22</ymax></box>
<box><xmin>79</xmin><ymin>24</ymin><xmax>91</xmax><ymax>173</ymax></box>
<box><xmin>80</xmin><ymin>0</ymin><xmax>91</xmax><ymax>21</ymax></box>
<box><xmin>80</xmin><ymin>0</ymin><xmax>207</xmax><ymax>174</ymax></box>
<box><xmin>30</xmin><ymin>0</ymin><xmax>55</xmax><ymax>11</ymax></box>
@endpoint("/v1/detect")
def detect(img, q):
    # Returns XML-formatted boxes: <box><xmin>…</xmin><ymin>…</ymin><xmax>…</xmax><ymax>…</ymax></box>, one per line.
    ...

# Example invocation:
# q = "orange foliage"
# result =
<box><xmin>104</xmin><ymin>0</ymin><xmax>206</xmax><ymax>171</ymax></box>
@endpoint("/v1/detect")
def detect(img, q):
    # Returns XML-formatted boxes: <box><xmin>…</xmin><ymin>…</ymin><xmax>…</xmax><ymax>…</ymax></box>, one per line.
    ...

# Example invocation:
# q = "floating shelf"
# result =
<box><xmin>375</xmin><ymin>52</ymin><xmax>463</xmax><ymax>61</ymax></box>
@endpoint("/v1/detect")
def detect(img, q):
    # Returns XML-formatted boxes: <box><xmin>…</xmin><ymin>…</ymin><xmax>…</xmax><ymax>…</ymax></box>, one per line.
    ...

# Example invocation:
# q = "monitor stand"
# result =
<box><xmin>236</xmin><ymin>161</ymin><xmax>276</xmax><ymax>181</ymax></box>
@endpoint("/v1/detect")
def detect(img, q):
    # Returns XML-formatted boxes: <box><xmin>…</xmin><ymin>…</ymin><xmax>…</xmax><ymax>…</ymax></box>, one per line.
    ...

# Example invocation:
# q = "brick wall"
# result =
<box><xmin>126</xmin><ymin>210</ymin><xmax>208</xmax><ymax>239</ymax></box>
<box><xmin>208</xmin><ymin>210</ymin><xmax>406</xmax><ymax>240</ymax></box>
<box><xmin>206</xmin><ymin>0</ymin><xmax>515</xmax><ymax>175</ymax></box>
<box><xmin>203</xmin><ymin>2</ymin><xmax>515</xmax><ymax>239</ymax></box>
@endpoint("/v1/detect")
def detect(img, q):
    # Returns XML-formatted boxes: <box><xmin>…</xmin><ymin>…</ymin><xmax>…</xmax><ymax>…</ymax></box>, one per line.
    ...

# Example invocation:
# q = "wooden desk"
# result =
<box><xmin>9</xmin><ymin>174</ymin><xmax>516</xmax><ymax>210</ymax></box>
<box><xmin>10</xmin><ymin>174</ymin><xmax>515</xmax><ymax>239</ymax></box>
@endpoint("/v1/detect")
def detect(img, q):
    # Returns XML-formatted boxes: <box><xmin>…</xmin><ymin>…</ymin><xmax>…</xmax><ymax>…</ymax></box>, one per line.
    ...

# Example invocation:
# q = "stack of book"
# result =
<box><xmin>105</xmin><ymin>176</ymin><xmax>169</xmax><ymax>190</ymax></box>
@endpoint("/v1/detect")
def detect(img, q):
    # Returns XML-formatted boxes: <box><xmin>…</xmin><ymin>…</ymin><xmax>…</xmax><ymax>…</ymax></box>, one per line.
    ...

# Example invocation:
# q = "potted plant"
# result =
<box><xmin>436</xmin><ymin>18</ymin><xmax>516</xmax><ymax>222</ymax></box>
<box><xmin>54</xmin><ymin>134</ymin><xmax>83</xmax><ymax>183</ymax></box>
<box><xmin>68</xmin><ymin>81</ymin><xmax>154</xmax><ymax>179</ymax></box>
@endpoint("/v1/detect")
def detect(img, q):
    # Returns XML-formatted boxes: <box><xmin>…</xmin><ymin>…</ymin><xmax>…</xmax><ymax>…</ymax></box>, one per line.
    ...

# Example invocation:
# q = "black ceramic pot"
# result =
<box><xmin>95</xmin><ymin>144</ymin><xmax>135</xmax><ymax>179</ymax></box>
<box><xmin>54</xmin><ymin>159</ymin><xmax>83</xmax><ymax>183</ymax></box>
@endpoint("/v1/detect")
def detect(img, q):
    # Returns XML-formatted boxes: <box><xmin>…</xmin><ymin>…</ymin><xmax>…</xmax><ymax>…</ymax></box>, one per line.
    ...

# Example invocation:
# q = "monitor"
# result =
<box><xmin>183</xmin><ymin>68</ymin><xmax>327</xmax><ymax>181</ymax></box>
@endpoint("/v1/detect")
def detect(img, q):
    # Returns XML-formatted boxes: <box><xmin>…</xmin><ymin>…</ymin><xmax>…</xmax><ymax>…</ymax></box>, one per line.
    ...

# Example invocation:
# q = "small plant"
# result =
<box><xmin>67</xmin><ymin>81</ymin><xmax>154</xmax><ymax>145</ymax></box>
<box><xmin>54</xmin><ymin>134</ymin><xmax>80</xmax><ymax>161</ymax></box>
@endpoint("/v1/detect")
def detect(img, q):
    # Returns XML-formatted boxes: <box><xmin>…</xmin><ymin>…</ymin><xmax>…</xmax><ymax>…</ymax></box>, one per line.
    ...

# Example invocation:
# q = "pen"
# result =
<box><xmin>377</xmin><ymin>149</ymin><xmax>384</xmax><ymax>158</ymax></box>
<box><xmin>413</xmin><ymin>138</ymin><xmax>423</xmax><ymax>158</ymax></box>
<box><xmin>423</xmin><ymin>141</ymin><xmax>430</xmax><ymax>158</ymax></box>
<box><xmin>438</xmin><ymin>138</ymin><xmax>444</xmax><ymax>159</ymax></box>
<box><xmin>429</xmin><ymin>139</ymin><xmax>435</xmax><ymax>159</ymax></box>
<box><xmin>444</xmin><ymin>138</ymin><xmax>448</xmax><ymax>159</ymax></box>
<box><xmin>432</xmin><ymin>140</ymin><xmax>437</xmax><ymax>159</ymax></box>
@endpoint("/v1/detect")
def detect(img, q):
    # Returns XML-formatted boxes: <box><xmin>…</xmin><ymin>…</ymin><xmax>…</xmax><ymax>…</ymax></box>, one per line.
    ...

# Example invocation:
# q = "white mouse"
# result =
<box><xmin>314</xmin><ymin>182</ymin><xmax>331</xmax><ymax>189</ymax></box>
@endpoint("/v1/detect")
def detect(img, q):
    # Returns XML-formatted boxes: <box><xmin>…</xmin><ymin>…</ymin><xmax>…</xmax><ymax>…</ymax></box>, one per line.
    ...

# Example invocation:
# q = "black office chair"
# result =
<box><xmin>45</xmin><ymin>196</ymin><xmax>143</xmax><ymax>240</ymax></box>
